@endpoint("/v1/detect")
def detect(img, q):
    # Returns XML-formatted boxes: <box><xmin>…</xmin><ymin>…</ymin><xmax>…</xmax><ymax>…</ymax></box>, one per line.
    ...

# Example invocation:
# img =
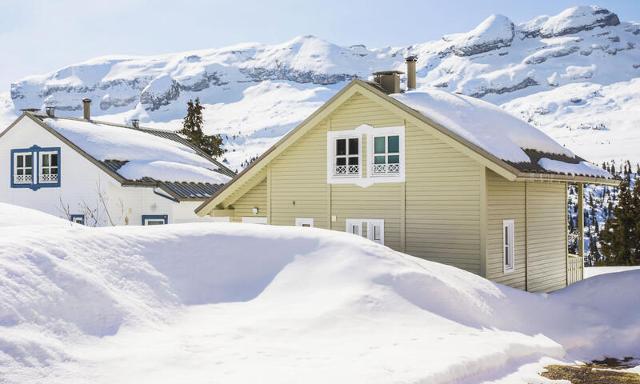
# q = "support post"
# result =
<box><xmin>577</xmin><ymin>183</ymin><xmax>584</xmax><ymax>263</ymax></box>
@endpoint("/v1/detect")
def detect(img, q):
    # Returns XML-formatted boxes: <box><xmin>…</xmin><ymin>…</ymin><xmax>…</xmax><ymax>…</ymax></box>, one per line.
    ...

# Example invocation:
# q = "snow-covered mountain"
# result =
<box><xmin>3</xmin><ymin>5</ymin><xmax>639</xmax><ymax>170</ymax></box>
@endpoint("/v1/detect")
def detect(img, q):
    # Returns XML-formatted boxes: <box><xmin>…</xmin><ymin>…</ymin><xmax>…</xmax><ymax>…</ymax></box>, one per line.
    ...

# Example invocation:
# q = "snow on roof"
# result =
<box><xmin>43</xmin><ymin>118</ymin><xmax>230</xmax><ymax>184</ymax></box>
<box><xmin>391</xmin><ymin>89</ymin><xmax>612</xmax><ymax>179</ymax></box>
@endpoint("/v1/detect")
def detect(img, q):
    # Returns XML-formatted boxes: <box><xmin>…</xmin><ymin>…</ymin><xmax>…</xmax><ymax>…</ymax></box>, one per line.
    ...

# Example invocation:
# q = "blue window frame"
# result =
<box><xmin>10</xmin><ymin>145</ymin><xmax>61</xmax><ymax>190</ymax></box>
<box><xmin>142</xmin><ymin>215</ymin><xmax>168</xmax><ymax>225</ymax></box>
<box><xmin>70</xmin><ymin>214</ymin><xmax>85</xmax><ymax>225</ymax></box>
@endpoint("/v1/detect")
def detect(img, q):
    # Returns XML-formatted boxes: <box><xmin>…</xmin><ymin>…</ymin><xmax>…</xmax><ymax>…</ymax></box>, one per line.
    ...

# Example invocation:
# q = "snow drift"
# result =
<box><xmin>1</xmin><ymin>205</ymin><xmax>638</xmax><ymax>383</ymax></box>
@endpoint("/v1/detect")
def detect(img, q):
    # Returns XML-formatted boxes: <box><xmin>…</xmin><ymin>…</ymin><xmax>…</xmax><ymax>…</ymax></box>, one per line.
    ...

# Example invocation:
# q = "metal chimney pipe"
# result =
<box><xmin>405</xmin><ymin>56</ymin><xmax>418</xmax><ymax>91</ymax></box>
<box><xmin>131</xmin><ymin>119</ymin><xmax>139</xmax><ymax>128</ymax></box>
<box><xmin>45</xmin><ymin>106</ymin><xmax>55</xmax><ymax>117</ymax></box>
<box><xmin>82</xmin><ymin>98</ymin><xmax>91</xmax><ymax>120</ymax></box>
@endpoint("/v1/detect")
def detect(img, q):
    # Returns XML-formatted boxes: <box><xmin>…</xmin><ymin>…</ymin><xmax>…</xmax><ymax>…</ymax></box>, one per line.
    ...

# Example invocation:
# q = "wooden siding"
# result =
<box><xmin>404</xmin><ymin>121</ymin><xmax>482</xmax><ymax>273</ymax></box>
<box><xmin>230</xmin><ymin>178</ymin><xmax>267</xmax><ymax>221</ymax></box>
<box><xmin>486</xmin><ymin>170</ymin><xmax>568</xmax><ymax>292</ymax></box>
<box><xmin>486</xmin><ymin>170</ymin><xmax>527</xmax><ymax>289</ymax></box>
<box><xmin>526</xmin><ymin>181</ymin><xmax>568</xmax><ymax>292</ymax></box>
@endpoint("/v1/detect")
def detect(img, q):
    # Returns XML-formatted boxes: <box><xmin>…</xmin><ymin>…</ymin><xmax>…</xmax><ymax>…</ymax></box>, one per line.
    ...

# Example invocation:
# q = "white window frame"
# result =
<box><xmin>503</xmin><ymin>219</ymin><xmax>515</xmax><ymax>273</ymax></box>
<box><xmin>327</xmin><ymin>131</ymin><xmax>362</xmax><ymax>182</ymax></box>
<box><xmin>242</xmin><ymin>216</ymin><xmax>268</xmax><ymax>224</ymax></box>
<box><xmin>13</xmin><ymin>152</ymin><xmax>33</xmax><ymax>185</ymax></box>
<box><xmin>38</xmin><ymin>150</ymin><xmax>59</xmax><ymax>184</ymax></box>
<box><xmin>345</xmin><ymin>218</ymin><xmax>384</xmax><ymax>245</ymax></box>
<box><xmin>327</xmin><ymin>125</ymin><xmax>404</xmax><ymax>187</ymax></box>
<box><xmin>367</xmin><ymin>127</ymin><xmax>405</xmax><ymax>182</ymax></box>
<box><xmin>295</xmin><ymin>218</ymin><xmax>314</xmax><ymax>227</ymax></box>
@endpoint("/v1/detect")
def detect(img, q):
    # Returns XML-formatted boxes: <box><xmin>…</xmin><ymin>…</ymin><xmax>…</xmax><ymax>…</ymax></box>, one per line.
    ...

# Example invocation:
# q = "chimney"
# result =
<box><xmin>82</xmin><ymin>98</ymin><xmax>91</xmax><ymax>120</ymax></box>
<box><xmin>405</xmin><ymin>55</ymin><xmax>418</xmax><ymax>91</ymax></box>
<box><xmin>131</xmin><ymin>119</ymin><xmax>139</xmax><ymax>128</ymax></box>
<box><xmin>45</xmin><ymin>106</ymin><xmax>55</xmax><ymax>118</ymax></box>
<box><xmin>372</xmin><ymin>70</ymin><xmax>404</xmax><ymax>94</ymax></box>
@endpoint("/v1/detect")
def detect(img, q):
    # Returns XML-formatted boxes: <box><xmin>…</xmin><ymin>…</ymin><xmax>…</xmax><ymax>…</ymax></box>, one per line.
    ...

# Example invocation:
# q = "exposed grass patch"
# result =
<box><xmin>541</xmin><ymin>357</ymin><xmax>640</xmax><ymax>384</ymax></box>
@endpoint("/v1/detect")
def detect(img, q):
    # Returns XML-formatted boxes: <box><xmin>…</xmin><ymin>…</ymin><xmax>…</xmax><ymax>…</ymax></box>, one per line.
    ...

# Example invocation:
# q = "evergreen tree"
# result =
<box><xmin>179</xmin><ymin>98</ymin><xmax>226</xmax><ymax>158</ymax></box>
<box><xmin>600</xmin><ymin>177</ymin><xmax>640</xmax><ymax>265</ymax></box>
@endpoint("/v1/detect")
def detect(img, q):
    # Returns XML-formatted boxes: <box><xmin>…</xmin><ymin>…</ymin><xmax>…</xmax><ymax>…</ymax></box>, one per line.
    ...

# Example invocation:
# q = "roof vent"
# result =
<box><xmin>372</xmin><ymin>70</ymin><xmax>404</xmax><ymax>94</ymax></box>
<box><xmin>405</xmin><ymin>56</ymin><xmax>418</xmax><ymax>91</ymax></box>
<box><xmin>45</xmin><ymin>106</ymin><xmax>55</xmax><ymax>118</ymax></box>
<box><xmin>131</xmin><ymin>119</ymin><xmax>140</xmax><ymax>128</ymax></box>
<box><xmin>82</xmin><ymin>98</ymin><xmax>91</xmax><ymax>120</ymax></box>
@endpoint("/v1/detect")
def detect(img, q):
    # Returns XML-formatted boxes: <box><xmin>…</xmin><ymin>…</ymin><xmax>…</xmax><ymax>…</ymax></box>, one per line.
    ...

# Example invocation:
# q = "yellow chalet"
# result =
<box><xmin>196</xmin><ymin>59</ymin><xmax>616</xmax><ymax>292</ymax></box>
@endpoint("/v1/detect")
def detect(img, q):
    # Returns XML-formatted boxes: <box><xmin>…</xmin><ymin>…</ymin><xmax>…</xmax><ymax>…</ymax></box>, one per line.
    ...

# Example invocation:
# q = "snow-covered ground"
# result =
<box><xmin>1</xmin><ymin>204</ymin><xmax>638</xmax><ymax>383</ymax></box>
<box><xmin>585</xmin><ymin>266</ymin><xmax>640</xmax><ymax>278</ymax></box>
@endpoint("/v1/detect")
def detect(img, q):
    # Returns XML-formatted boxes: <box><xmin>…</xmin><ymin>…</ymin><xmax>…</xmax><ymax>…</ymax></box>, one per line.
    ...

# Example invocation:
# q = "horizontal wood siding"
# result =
<box><xmin>526</xmin><ymin>181</ymin><xmax>567</xmax><ymax>292</ymax></box>
<box><xmin>269</xmin><ymin>120</ymin><xmax>329</xmax><ymax>228</ymax></box>
<box><xmin>231</xmin><ymin>178</ymin><xmax>267</xmax><ymax>221</ymax></box>
<box><xmin>405</xmin><ymin>121</ymin><xmax>481</xmax><ymax>273</ymax></box>
<box><xmin>486</xmin><ymin>171</ymin><xmax>526</xmax><ymax>289</ymax></box>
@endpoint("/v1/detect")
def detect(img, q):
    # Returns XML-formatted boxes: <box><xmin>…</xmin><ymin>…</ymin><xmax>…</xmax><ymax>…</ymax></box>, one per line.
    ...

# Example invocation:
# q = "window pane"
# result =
<box><xmin>388</xmin><ymin>155</ymin><xmax>399</xmax><ymax>164</ymax></box>
<box><xmin>388</xmin><ymin>136</ymin><xmax>399</xmax><ymax>153</ymax></box>
<box><xmin>348</xmin><ymin>156</ymin><xmax>358</xmax><ymax>166</ymax></box>
<box><xmin>504</xmin><ymin>227</ymin><xmax>509</xmax><ymax>246</ymax></box>
<box><xmin>25</xmin><ymin>155</ymin><xmax>32</xmax><ymax>167</ymax></box>
<box><xmin>25</xmin><ymin>168</ymin><xmax>32</xmax><ymax>175</ymax></box>
<box><xmin>52</xmin><ymin>168</ymin><xmax>58</xmax><ymax>175</ymax></box>
<box><xmin>43</xmin><ymin>155</ymin><xmax>49</xmax><ymax>167</ymax></box>
<box><xmin>17</xmin><ymin>169</ymin><xmax>23</xmax><ymax>176</ymax></box>
<box><xmin>374</xmin><ymin>137</ymin><xmax>385</xmax><ymax>154</ymax></box>
<box><xmin>51</xmin><ymin>154</ymin><xmax>58</xmax><ymax>166</ymax></box>
<box><xmin>374</xmin><ymin>155</ymin><xmax>386</xmax><ymax>164</ymax></box>
<box><xmin>336</xmin><ymin>157</ymin><xmax>346</xmax><ymax>166</ymax></box>
<box><xmin>43</xmin><ymin>168</ymin><xmax>49</xmax><ymax>175</ymax></box>
<box><xmin>505</xmin><ymin>246</ymin><xmax>509</xmax><ymax>264</ymax></box>
<box><xmin>336</xmin><ymin>139</ymin><xmax>346</xmax><ymax>156</ymax></box>
<box><xmin>17</xmin><ymin>156</ymin><xmax>23</xmax><ymax>167</ymax></box>
<box><xmin>348</xmin><ymin>138</ymin><xmax>359</xmax><ymax>155</ymax></box>
<box><xmin>373</xmin><ymin>225</ymin><xmax>381</xmax><ymax>240</ymax></box>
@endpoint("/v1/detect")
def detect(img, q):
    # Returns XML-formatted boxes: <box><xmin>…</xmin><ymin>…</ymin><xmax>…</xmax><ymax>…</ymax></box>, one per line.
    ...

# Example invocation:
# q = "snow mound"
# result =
<box><xmin>0</xmin><ymin>202</ymin><xmax>69</xmax><ymax>227</ymax></box>
<box><xmin>392</xmin><ymin>89</ymin><xmax>575</xmax><ymax>163</ymax></box>
<box><xmin>1</xmin><ymin>203</ymin><xmax>638</xmax><ymax>383</ymax></box>
<box><xmin>538</xmin><ymin>6</ymin><xmax>620</xmax><ymax>38</ymax></box>
<box><xmin>447</xmin><ymin>14</ymin><xmax>515</xmax><ymax>56</ymax></box>
<box><xmin>44</xmin><ymin>118</ymin><xmax>230</xmax><ymax>184</ymax></box>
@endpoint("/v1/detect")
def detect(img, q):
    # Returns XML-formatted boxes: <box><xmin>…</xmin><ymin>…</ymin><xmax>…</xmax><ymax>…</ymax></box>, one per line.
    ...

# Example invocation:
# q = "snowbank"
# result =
<box><xmin>1</xmin><ymin>204</ymin><xmax>638</xmax><ymax>383</ymax></box>
<box><xmin>44</xmin><ymin>118</ymin><xmax>230</xmax><ymax>184</ymax></box>
<box><xmin>392</xmin><ymin>89</ymin><xmax>574</xmax><ymax>162</ymax></box>
<box><xmin>0</xmin><ymin>202</ymin><xmax>69</xmax><ymax>227</ymax></box>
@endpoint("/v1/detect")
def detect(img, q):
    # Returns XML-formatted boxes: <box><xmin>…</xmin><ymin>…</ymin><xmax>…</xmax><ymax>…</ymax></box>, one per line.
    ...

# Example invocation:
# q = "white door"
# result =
<box><xmin>345</xmin><ymin>219</ymin><xmax>384</xmax><ymax>244</ymax></box>
<box><xmin>295</xmin><ymin>218</ymin><xmax>314</xmax><ymax>227</ymax></box>
<box><xmin>242</xmin><ymin>217</ymin><xmax>268</xmax><ymax>224</ymax></box>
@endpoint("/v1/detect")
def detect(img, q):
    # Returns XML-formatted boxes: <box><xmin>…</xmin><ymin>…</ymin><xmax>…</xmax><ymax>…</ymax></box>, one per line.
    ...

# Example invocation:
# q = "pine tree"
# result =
<box><xmin>600</xmin><ymin>177</ymin><xmax>640</xmax><ymax>265</ymax></box>
<box><xmin>179</xmin><ymin>98</ymin><xmax>226</xmax><ymax>158</ymax></box>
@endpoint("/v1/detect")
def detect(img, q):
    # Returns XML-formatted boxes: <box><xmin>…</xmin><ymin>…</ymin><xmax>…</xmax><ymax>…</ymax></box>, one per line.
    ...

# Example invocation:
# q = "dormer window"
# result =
<box><xmin>10</xmin><ymin>146</ymin><xmax>61</xmax><ymax>189</ymax></box>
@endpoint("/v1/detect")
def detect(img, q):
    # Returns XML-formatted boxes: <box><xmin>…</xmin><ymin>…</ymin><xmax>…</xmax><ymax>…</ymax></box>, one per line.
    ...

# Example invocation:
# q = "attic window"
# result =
<box><xmin>372</xmin><ymin>135</ymin><xmax>400</xmax><ymax>175</ymax></box>
<box><xmin>39</xmin><ymin>151</ymin><xmax>59</xmax><ymax>184</ymax></box>
<box><xmin>333</xmin><ymin>137</ymin><xmax>360</xmax><ymax>177</ymax></box>
<box><xmin>13</xmin><ymin>152</ymin><xmax>33</xmax><ymax>185</ymax></box>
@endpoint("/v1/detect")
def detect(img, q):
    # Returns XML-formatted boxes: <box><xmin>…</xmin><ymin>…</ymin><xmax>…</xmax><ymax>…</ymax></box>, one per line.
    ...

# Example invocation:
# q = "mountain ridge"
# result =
<box><xmin>2</xmin><ymin>5</ymin><xmax>639</xmax><ymax>169</ymax></box>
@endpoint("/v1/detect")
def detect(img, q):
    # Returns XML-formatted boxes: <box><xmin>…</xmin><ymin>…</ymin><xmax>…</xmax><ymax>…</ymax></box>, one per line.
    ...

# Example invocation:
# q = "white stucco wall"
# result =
<box><xmin>0</xmin><ymin>116</ymin><xmax>226</xmax><ymax>226</ymax></box>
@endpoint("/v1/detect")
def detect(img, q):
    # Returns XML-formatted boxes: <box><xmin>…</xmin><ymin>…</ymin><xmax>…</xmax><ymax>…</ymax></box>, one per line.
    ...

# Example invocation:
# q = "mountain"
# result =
<box><xmin>3</xmin><ymin>5</ymin><xmax>639</xmax><ymax>170</ymax></box>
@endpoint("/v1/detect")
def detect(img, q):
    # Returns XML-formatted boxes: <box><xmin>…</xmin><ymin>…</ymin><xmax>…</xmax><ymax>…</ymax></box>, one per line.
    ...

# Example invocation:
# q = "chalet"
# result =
<box><xmin>196</xmin><ymin>58</ymin><xmax>616</xmax><ymax>292</ymax></box>
<box><xmin>0</xmin><ymin>99</ymin><xmax>235</xmax><ymax>226</ymax></box>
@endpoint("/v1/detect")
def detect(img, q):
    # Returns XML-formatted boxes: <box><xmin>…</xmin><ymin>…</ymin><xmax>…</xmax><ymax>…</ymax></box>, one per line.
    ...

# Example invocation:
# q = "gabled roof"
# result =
<box><xmin>196</xmin><ymin>79</ymin><xmax>617</xmax><ymax>215</ymax></box>
<box><xmin>1</xmin><ymin>112</ymin><xmax>235</xmax><ymax>201</ymax></box>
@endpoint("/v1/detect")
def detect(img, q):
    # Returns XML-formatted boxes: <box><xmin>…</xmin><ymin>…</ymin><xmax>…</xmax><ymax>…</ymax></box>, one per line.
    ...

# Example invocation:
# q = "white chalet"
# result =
<box><xmin>0</xmin><ymin>101</ymin><xmax>234</xmax><ymax>226</ymax></box>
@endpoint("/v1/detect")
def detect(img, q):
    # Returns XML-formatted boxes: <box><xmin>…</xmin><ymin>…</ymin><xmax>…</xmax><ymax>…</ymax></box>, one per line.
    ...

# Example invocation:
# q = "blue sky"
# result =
<box><xmin>1</xmin><ymin>0</ymin><xmax>638</xmax><ymax>93</ymax></box>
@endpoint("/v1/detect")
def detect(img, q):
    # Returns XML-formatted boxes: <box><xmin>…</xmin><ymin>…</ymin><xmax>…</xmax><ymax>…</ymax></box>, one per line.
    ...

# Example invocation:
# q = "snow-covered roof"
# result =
<box><xmin>391</xmin><ymin>88</ymin><xmax>612</xmax><ymax>179</ymax></box>
<box><xmin>35</xmin><ymin>116</ymin><xmax>233</xmax><ymax>195</ymax></box>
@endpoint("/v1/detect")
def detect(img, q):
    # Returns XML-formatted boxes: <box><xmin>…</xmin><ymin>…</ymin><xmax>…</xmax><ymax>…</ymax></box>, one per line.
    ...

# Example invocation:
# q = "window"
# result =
<box><xmin>295</xmin><ymin>218</ymin><xmax>314</xmax><ymax>227</ymax></box>
<box><xmin>372</xmin><ymin>135</ymin><xmax>400</xmax><ymax>175</ymax></box>
<box><xmin>13</xmin><ymin>152</ymin><xmax>33</xmax><ymax>185</ymax></box>
<box><xmin>503</xmin><ymin>219</ymin><xmax>515</xmax><ymax>273</ymax></box>
<box><xmin>142</xmin><ymin>215</ymin><xmax>168</xmax><ymax>225</ymax></box>
<box><xmin>70</xmin><ymin>214</ymin><xmax>85</xmax><ymax>225</ymax></box>
<box><xmin>346</xmin><ymin>219</ymin><xmax>384</xmax><ymax>245</ymax></box>
<box><xmin>334</xmin><ymin>137</ymin><xmax>360</xmax><ymax>176</ymax></box>
<box><xmin>39</xmin><ymin>151</ymin><xmax>59</xmax><ymax>184</ymax></box>
<box><xmin>10</xmin><ymin>146</ymin><xmax>60</xmax><ymax>189</ymax></box>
